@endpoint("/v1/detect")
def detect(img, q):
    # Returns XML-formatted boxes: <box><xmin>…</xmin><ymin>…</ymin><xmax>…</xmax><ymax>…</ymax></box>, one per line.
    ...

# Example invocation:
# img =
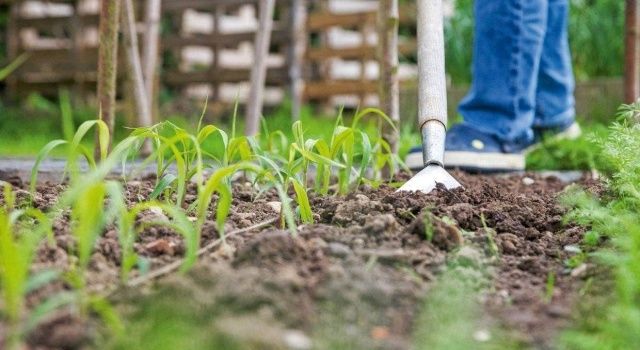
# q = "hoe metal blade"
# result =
<box><xmin>398</xmin><ymin>164</ymin><xmax>462</xmax><ymax>193</ymax></box>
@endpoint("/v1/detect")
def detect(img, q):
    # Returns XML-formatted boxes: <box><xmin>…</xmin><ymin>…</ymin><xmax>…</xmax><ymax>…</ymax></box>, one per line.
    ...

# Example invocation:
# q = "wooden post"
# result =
<box><xmin>6</xmin><ymin>3</ymin><xmax>19</xmax><ymax>101</ymax></box>
<box><xmin>142</xmin><ymin>0</ymin><xmax>162</xmax><ymax>120</ymax></box>
<box><xmin>71</xmin><ymin>0</ymin><xmax>86</xmax><ymax>100</ymax></box>
<box><xmin>245</xmin><ymin>0</ymin><xmax>276</xmax><ymax>136</ymax></box>
<box><xmin>288</xmin><ymin>0</ymin><xmax>308</xmax><ymax>121</ymax></box>
<box><xmin>212</xmin><ymin>5</ymin><xmax>224</xmax><ymax>102</ymax></box>
<box><xmin>359</xmin><ymin>23</ymin><xmax>370</xmax><ymax>106</ymax></box>
<box><xmin>378</xmin><ymin>0</ymin><xmax>400</xmax><ymax>176</ymax></box>
<box><xmin>97</xmin><ymin>0</ymin><xmax>122</xmax><ymax>149</ymax></box>
<box><xmin>625</xmin><ymin>0</ymin><xmax>640</xmax><ymax>103</ymax></box>
<box><xmin>122</xmin><ymin>0</ymin><xmax>153</xmax><ymax>153</ymax></box>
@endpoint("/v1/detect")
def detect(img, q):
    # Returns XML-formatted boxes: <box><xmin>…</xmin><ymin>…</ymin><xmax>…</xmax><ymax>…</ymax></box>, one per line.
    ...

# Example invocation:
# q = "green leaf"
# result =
<box><xmin>25</xmin><ymin>269</ymin><xmax>61</xmax><ymax>294</ymax></box>
<box><xmin>31</xmin><ymin>139</ymin><xmax>68</xmax><ymax>195</ymax></box>
<box><xmin>291</xmin><ymin>178</ymin><xmax>314</xmax><ymax>224</ymax></box>
<box><xmin>0</xmin><ymin>53</ymin><xmax>30</xmax><ymax>81</ymax></box>
<box><xmin>24</xmin><ymin>291</ymin><xmax>76</xmax><ymax>333</ymax></box>
<box><xmin>150</xmin><ymin>174</ymin><xmax>178</xmax><ymax>200</ymax></box>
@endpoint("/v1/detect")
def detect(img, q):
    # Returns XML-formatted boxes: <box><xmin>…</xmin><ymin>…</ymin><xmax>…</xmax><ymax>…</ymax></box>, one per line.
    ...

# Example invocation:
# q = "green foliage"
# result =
<box><xmin>526</xmin><ymin>124</ymin><xmax>609</xmax><ymax>171</ymax></box>
<box><xmin>0</xmin><ymin>182</ymin><xmax>69</xmax><ymax>349</ymax></box>
<box><xmin>560</xmin><ymin>103</ymin><xmax>640</xmax><ymax>349</ymax></box>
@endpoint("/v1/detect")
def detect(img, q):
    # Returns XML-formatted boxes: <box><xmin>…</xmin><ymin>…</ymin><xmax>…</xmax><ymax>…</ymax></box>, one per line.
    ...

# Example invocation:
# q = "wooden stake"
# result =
<box><xmin>625</xmin><ymin>0</ymin><xmax>640</xmax><ymax>103</ymax></box>
<box><xmin>288</xmin><ymin>0</ymin><xmax>308</xmax><ymax>121</ymax></box>
<box><xmin>245</xmin><ymin>0</ymin><xmax>276</xmax><ymax>137</ymax></box>
<box><xmin>122</xmin><ymin>0</ymin><xmax>153</xmax><ymax>154</ymax></box>
<box><xmin>378</xmin><ymin>0</ymin><xmax>400</xmax><ymax>177</ymax></box>
<box><xmin>143</xmin><ymin>0</ymin><xmax>162</xmax><ymax>119</ymax></box>
<box><xmin>97</xmin><ymin>0</ymin><xmax>121</xmax><ymax>151</ymax></box>
<box><xmin>6</xmin><ymin>3</ymin><xmax>19</xmax><ymax>101</ymax></box>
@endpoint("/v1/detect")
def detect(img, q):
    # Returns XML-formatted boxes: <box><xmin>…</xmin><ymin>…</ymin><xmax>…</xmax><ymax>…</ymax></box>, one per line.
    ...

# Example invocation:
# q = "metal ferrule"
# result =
<box><xmin>420</xmin><ymin>120</ymin><xmax>446</xmax><ymax>167</ymax></box>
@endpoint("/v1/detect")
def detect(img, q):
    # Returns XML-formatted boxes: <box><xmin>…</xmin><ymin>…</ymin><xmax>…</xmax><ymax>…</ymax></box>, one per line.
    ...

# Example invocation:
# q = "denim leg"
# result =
<box><xmin>534</xmin><ymin>0</ymin><xmax>575</xmax><ymax>128</ymax></box>
<box><xmin>458</xmin><ymin>0</ymin><xmax>548</xmax><ymax>142</ymax></box>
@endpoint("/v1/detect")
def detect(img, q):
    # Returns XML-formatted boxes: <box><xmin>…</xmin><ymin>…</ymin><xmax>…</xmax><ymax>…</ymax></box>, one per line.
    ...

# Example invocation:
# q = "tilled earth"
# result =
<box><xmin>0</xmin><ymin>172</ymin><xmax>595</xmax><ymax>349</ymax></box>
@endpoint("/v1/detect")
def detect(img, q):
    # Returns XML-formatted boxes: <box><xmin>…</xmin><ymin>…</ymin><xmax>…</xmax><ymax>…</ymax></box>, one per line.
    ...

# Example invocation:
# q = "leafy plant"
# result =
<box><xmin>561</xmin><ymin>103</ymin><xmax>640</xmax><ymax>349</ymax></box>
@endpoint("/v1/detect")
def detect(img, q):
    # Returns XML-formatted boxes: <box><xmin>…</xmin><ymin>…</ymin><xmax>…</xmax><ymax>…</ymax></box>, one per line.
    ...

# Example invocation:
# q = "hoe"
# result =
<box><xmin>398</xmin><ymin>0</ymin><xmax>462</xmax><ymax>193</ymax></box>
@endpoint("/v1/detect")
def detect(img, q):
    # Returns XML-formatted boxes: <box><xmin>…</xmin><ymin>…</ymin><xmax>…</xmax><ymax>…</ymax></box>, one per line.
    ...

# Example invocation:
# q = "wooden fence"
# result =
<box><xmin>1</xmin><ymin>0</ymin><xmax>420</xmax><ymax>112</ymax></box>
<box><xmin>161</xmin><ymin>0</ymin><xmax>293</xmax><ymax>107</ymax></box>
<box><xmin>305</xmin><ymin>0</ymin><xmax>417</xmax><ymax>109</ymax></box>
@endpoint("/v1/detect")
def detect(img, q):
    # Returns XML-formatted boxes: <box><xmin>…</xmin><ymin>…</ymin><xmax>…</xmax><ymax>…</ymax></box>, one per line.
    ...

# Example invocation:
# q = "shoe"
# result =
<box><xmin>528</xmin><ymin>120</ymin><xmax>581</xmax><ymax>152</ymax></box>
<box><xmin>406</xmin><ymin>124</ymin><xmax>532</xmax><ymax>172</ymax></box>
<box><xmin>406</xmin><ymin>121</ymin><xmax>581</xmax><ymax>173</ymax></box>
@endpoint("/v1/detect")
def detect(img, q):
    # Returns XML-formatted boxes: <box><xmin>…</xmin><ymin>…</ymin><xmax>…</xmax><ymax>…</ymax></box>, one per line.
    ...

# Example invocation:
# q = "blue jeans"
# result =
<box><xmin>458</xmin><ymin>0</ymin><xmax>576</xmax><ymax>143</ymax></box>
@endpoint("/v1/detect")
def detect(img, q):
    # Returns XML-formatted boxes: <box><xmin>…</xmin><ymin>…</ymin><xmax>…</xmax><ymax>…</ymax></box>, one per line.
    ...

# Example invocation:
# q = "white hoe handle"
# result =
<box><xmin>417</xmin><ymin>0</ymin><xmax>448</xmax><ymax>167</ymax></box>
<box><xmin>418</xmin><ymin>0</ymin><xmax>448</xmax><ymax>129</ymax></box>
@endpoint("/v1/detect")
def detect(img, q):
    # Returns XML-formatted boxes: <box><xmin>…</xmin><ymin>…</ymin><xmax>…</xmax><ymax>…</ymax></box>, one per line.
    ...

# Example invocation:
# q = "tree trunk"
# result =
<box><xmin>245</xmin><ymin>0</ymin><xmax>276</xmax><ymax>137</ymax></box>
<box><xmin>143</xmin><ymin>0</ymin><xmax>162</xmax><ymax>118</ymax></box>
<box><xmin>288</xmin><ymin>0</ymin><xmax>308</xmax><ymax>121</ymax></box>
<box><xmin>378</xmin><ymin>0</ymin><xmax>400</xmax><ymax>177</ymax></box>
<box><xmin>97</xmin><ymin>0</ymin><xmax>121</xmax><ymax>154</ymax></box>
<box><xmin>625</xmin><ymin>0</ymin><xmax>640</xmax><ymax>103</ymax></box>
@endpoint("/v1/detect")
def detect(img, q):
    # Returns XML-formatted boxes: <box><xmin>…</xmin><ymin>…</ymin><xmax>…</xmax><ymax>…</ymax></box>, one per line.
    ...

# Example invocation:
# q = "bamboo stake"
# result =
<box><xmin>97</xmin><ymin>0</ymin><xmax>121</xmax><ymax>152</ymax></box>
<box><xmin>378</xmin><ymin>0</ymin><xmax>400</xmax><ymax>177</ymax></box>
<box><xmin>625</xmin><ymin>0</ymin><xmax>640</xmax><ymax>103</ymax></box>
<box><xmin>121</xmin><ymin>0</ymin><xmax>153</xmax><ymax>154</ymax></box>
<box><xmin>245</xmin><ymin>0</ymin><xmax>276</xmax><ymax>136</ymax></box>
<box><xmin>288</xmin><ymin>0</ymin><xmax>308</xmax><ymax>121</ymax></box>
<box><xmin>142</xmin><ymin>0</ymin><xmax>162</xmax><ymax>118</ymax></box>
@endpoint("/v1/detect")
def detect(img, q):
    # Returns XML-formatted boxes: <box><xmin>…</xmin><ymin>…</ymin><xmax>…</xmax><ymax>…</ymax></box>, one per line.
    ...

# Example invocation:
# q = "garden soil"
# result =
<box><xmin>0</xmin><ymin>172</ymin><xmax>594</xmax><ymax>349</ymax></box>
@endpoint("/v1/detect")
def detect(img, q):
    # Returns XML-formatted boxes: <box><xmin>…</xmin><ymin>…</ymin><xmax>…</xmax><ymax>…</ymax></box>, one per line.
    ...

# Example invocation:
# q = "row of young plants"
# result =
<box><xmin>560</xmin><ymin>101</ymin><xmax>640</xmax><ymax>348</ymax></box>
<box><xmin>0</xmin><ymin>105</ymin><xmax>403</xmax><ymax>349</ymax></box>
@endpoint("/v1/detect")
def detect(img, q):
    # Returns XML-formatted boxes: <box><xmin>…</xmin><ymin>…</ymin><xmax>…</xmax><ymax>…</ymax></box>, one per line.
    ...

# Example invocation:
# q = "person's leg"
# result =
<box><xmin>458</xmin><ymin>0</ymin><xmax>549</xmax><ymax>144</ymax></box>
<box><xmin>533</xmin><ymin>0</ymin><xmax>576</xmax><ymax>131</ymax></box>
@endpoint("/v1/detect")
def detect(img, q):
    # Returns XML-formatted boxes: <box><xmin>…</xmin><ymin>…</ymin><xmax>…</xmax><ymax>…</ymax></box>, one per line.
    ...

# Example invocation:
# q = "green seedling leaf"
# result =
<box><xmin>89</xmin><ymin>296</ymin><xmax>125</xmax><ymax>337</ymax></box>
<box><xmin>25</xmin><ymin>269</ymin><xmax>61</xmax><ymax>294</ymax></box>
<box><xmin>24</xmin><ymin>291</ymin><xmax>76</xmax><ymax>334</ymax></box>
<box><xmin>30</xmin><ymin>139</ymin><xmax>68</xmax><ymax>195</ymax></box>
<box><xmin>150</xmin><ymin>174</ymin><xmax>178</xmax><ymax>200</ymax></box>
<box><xmin>352</xmin><ymin>107</ymin><xmax>398</xmax><ymax>132</ymax></box>
<box><xmin>275</xmin><ymin>183</ymin><xmax>297</xmax><ymax>235</ymax></box>
<box><xmin>291</xmin><ymin>178</ymin><xmax>314</xmax><ymax>224</ymax></box>
<box><xmin>71</xmin><ymin>182</ymin><xmax>107</xmax><ymax>270</ymax></box>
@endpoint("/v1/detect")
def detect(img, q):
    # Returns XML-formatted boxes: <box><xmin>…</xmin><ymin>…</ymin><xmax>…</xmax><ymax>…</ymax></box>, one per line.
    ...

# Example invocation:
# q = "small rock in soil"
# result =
<box><xmin>326</xmin><ymin>242</ymin><xmax>352</xmax><ymax>258</ymax></box>
<box><xmin>145</xmin><ymin>239</ymin><xmax>175</xmax><ymax>256</ymax></box>
<box><xmin>267</xmin><ymin>201</ymin><xmax>282</xmax><ymax>213</ymax></box>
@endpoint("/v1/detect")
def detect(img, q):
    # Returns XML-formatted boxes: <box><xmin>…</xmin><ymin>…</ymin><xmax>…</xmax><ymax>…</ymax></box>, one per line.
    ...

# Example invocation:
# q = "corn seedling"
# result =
<box><xmin>195</xmin><ymin>162</ymin><xmax>263</xmax><ymax>241</ymax></box>
<box><xmin>109</xmin><ymin>194</ymin><xmax>199</xmax><ymax>280</ymax></box>
<box><xmin>31</xmin><ymin>119</ymin><xmax>111</xmax><ymax>196</ymax></box>
<box><xmin>0</xmin><ymin>182</ymin><xmax>64</xmax><ymax>349</ymax></box>
<box><xmin>249</xmin><ymin>135</ymin><xmax>315</xmax><ymax>226</ymax></box>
